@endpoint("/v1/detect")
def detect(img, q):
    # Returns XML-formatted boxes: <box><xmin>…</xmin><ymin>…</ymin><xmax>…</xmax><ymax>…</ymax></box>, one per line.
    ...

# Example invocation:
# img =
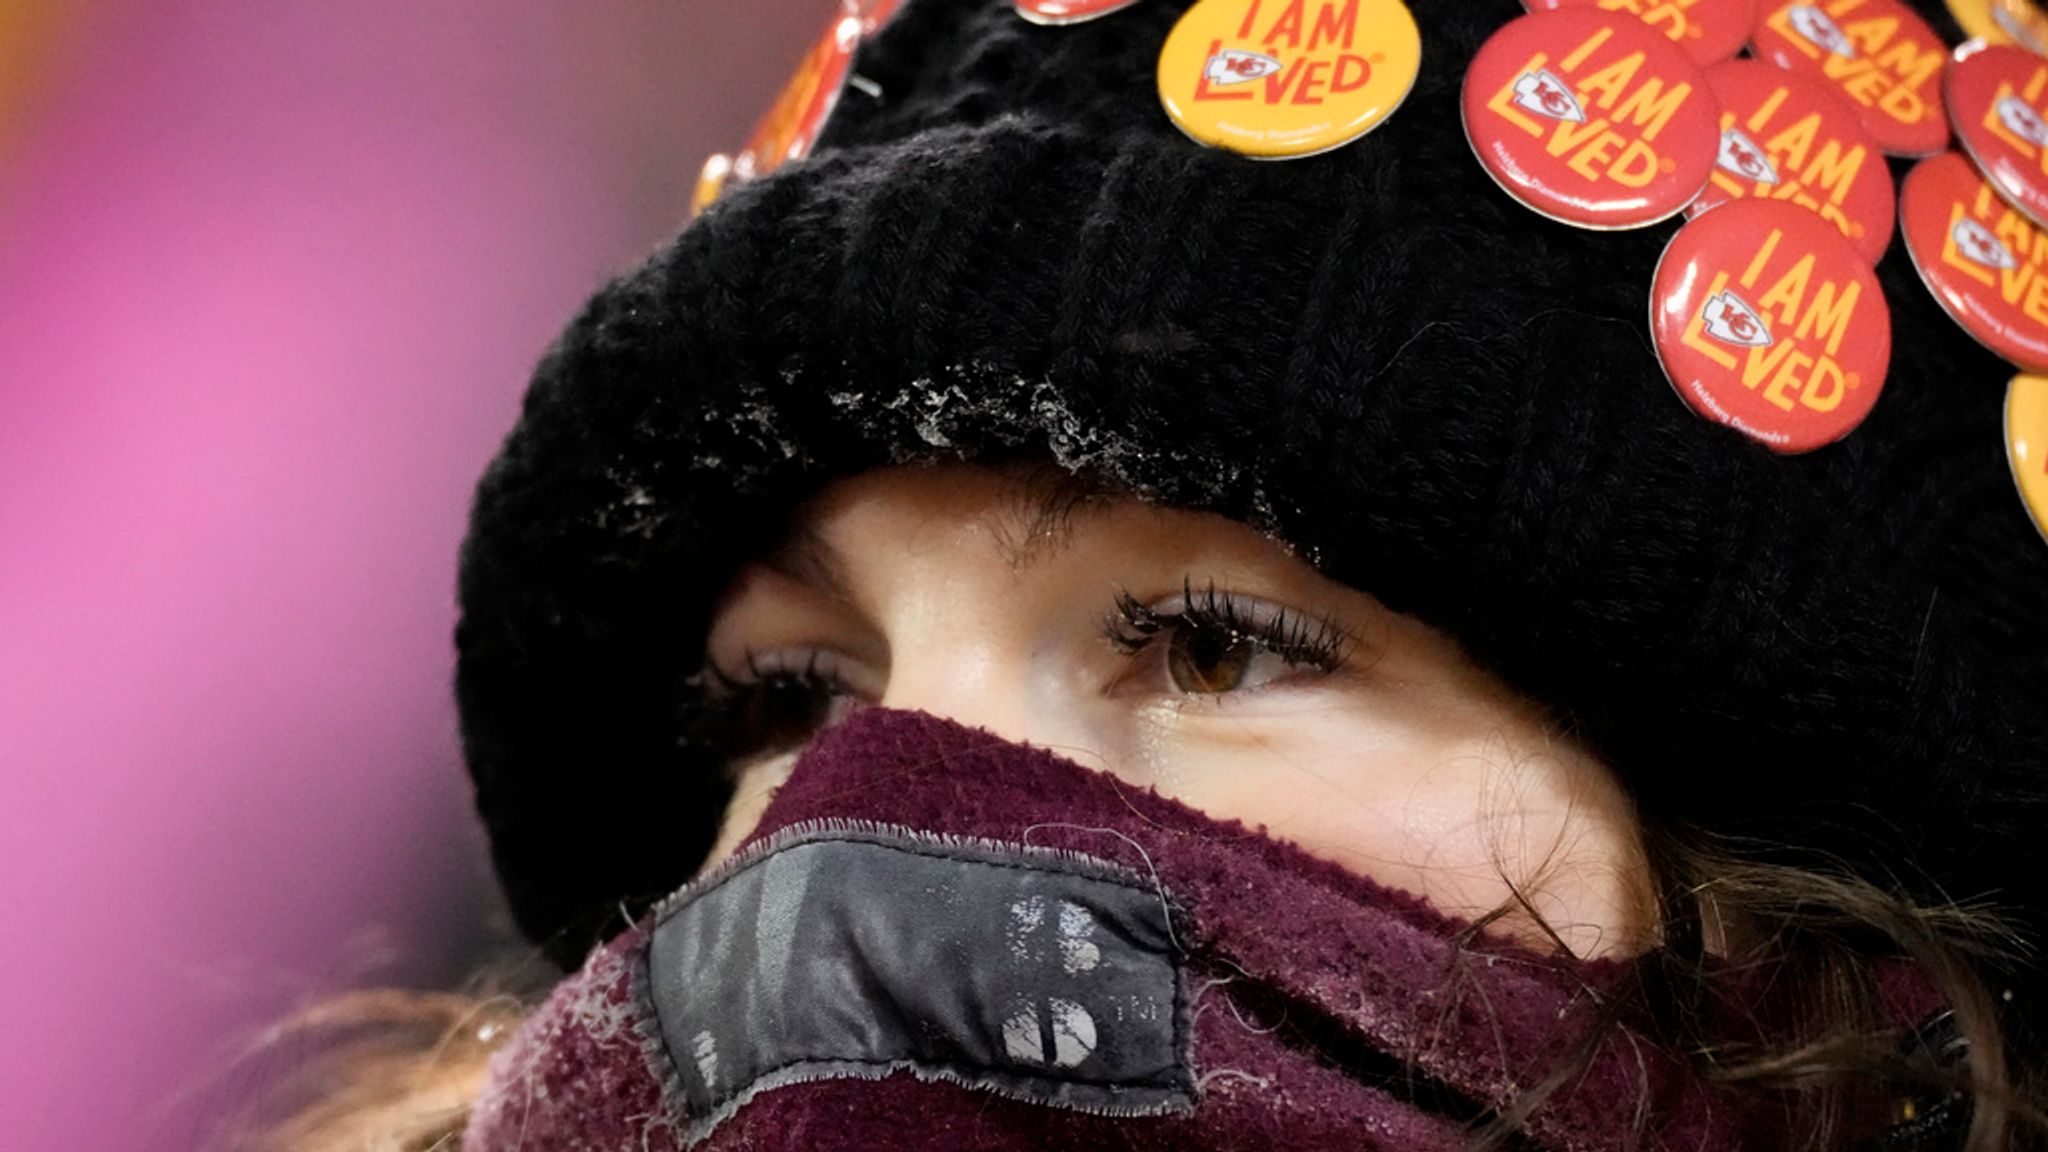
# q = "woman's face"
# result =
<box><xmin>703</xmin><ymin>465</ymin><xmax>1654</xmax><ymax>958</ymax></box>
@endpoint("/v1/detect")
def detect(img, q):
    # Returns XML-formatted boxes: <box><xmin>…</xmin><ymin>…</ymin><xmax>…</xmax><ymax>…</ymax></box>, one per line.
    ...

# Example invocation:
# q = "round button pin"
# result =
<box><xmin>1016</xmin><ymin>0</ymin><xmax>1144</xmax><ymax>24</ymax></box>
<box><xmin>692</xmin><ymin>153</ymin><xmax>733</xmax><ymax>219</ymax></box>
<box><xmin>1948</xmin><ymin>43</ymin><xmax>2048</xmax><ymax>228</ymax></box>
<box><xmin>1689</xmin><ymin>59</ymin><xmax>1895</xmax><ymax>263</ymax></box>
<box><xmin>1900</xmin><ymin>151</ymin><xmax>2048</xmax><ymax>371</ymax></box>
<box><xmin>1947</xmin><ymin>0</ymin><xmax>2048</xmax><ymax>55</ymax></box>
<box><xmin>1651</xmin><ymin>198</ymin><xmax>1891</xmax><ymax>452</ymax></box>
<box><xmin>2008</xmin><ymin>373</ymin><xmax>2048</xmax><ymax>544</ymax></box>
<box><xmin>856</xmin><ymin>0</ymin><xmax>911</xmax><ymax>34</ymax></box>
<box><xmin>1750</xmin><ymin>0</ymin><xmax>1952</xmax><ymax>157</ymax></box>
<box><xmin>1156</xmin><ymin>0</ymin><xmax>1422</xmax><ymax>159</ymax></box>
<box><xmin>1462</xmin><ymin>9</ymin><xmax>1719</xmax><ymax>229</ymax></box>
<box><xmin>1521</xmin><ymin>0</ymin><xmax>1757</xmax><ymax>66</ymax></box>
<box><xmin>731</xmin><ymin>13</ymin><xmax>864</xmax><ymax>184</ymax></box>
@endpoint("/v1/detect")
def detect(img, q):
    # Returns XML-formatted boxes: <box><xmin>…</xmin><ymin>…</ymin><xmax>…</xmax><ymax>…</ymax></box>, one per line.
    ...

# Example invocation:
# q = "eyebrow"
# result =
<box><xmin>992</xmin><ymin>468</ymin><xmax>1108</xmax><ymax>572</ymax></box>
<box><xmin>762</xmin><ymin>523</ymin><xmax>856</xmax><ymax>600</ymax></box>
<box><xmin>759</xmin><ymin>468</ymin><xmax>1113</xmax><ymax>594</ymax></box>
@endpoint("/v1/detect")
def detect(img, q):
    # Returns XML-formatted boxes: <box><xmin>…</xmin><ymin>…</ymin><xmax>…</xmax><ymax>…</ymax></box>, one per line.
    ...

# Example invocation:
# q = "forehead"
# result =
<box><xmin>767</xmin><ymin>466</ymin><xmax>1096</xmax><ymax>591</ymax></box>
<box><xmin>778</xmin><ymin>463</ymin><xmax>1295</xmax><ymax>583</ymax></box>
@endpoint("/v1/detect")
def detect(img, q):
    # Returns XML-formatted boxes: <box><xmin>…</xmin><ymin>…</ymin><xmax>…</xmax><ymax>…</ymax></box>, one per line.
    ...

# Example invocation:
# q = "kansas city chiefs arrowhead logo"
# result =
<box><xmin>1203</xmin><ymin>48</ymin><xmax>1281</xmax><ymax>85</ymax></box>
<box><xmin>1703</xmin><ymin>291</ymin><xmax>1774</xmax><ymax>348</ymax></box>
<box><xmin>1717</xmin><ymin>128</ymin><xmax>1781</xmax><ymax>185</ymax></box>
<box><xmin>1511</xmin><ymin>68</ymin><xmax>1585</xmax><ymax>123</ymax></box>
<box><xmin>1998</xmin><ymin>94</ymin><xmax>2048</xmax><ymax>147</ymax></box>
<box><xmin>1954</xmin><ymin>217</ymin><xmax>2019</xmax><ymax>270</ymax></box>
<box><xmin>1787</xmin><ymin>5</ymin><xmax>1856</xmax><ymax>59</ymax></box>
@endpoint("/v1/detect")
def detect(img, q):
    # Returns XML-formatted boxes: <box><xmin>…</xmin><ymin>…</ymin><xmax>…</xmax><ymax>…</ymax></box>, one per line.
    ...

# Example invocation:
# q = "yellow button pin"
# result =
<box><xmin>2009</xmin><ymin>374</ymin><xmax>2048</xmax><ymax>545</ymax></box>
<box><xmin>1157</xmin><ymin>0</ymin><xmax>1423</xmax><ymax>159</ymax></box>
<box><xmin>1948</xmin><ymin>0</ymin><xmax>2048</xmax><ymax>56</ymax></box>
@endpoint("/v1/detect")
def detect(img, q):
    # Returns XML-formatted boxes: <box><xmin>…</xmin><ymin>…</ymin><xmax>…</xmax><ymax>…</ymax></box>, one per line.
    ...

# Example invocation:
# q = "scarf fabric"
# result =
<box><xmin>465</xmin><ymin>708</ymin><xmax>1901</xmax><ymax>1152</ymax></box>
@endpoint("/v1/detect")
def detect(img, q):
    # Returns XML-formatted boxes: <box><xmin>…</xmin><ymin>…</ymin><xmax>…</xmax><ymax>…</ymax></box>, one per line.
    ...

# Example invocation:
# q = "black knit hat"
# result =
<box><xmin>457</xmin><ymin>0</ymin><xmax>2048</xmax><ymax>979</ymax></box>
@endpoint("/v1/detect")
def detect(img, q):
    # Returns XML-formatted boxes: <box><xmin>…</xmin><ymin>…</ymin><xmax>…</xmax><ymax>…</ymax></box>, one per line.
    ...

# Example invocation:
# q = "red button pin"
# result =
<box><xmin>1016</xmin><ymin>0</ymin><xmax>1144</xmax><ymax>23</ymax></box>
<box><xmin>1652</xmin><ymin>198</ymin><xmax>1891</xmax><ymax>452</ymax></box>
<box><xmin>1690</xmin><ymin>59</ymin><xmax>1895</xmax><ymax>262</ymax></box>
<box><xmin>855</xmin><ymin>0</ymin><xmax>910</xmax><ymax>33</ymax></box>
<box><xmin>1750</xmin><ymin>0</ymin><xmax>1952</xmax><ymax>158</ymax></box>
<box><xmin>1522</xmin><ymin>0</ymin><xmax>1758</xmax><ymax>66</ymax></box>
<box><xmin>1901</xmin><ymin>151</ymin><xmax>2048</xmax><ymax>371</ymax></box>
<box><xmin>731</xmin><ymin>14</ymin><xmax>865</xmax><ymax>184</ymax></box>
<box><xmin>1949</xmin><ymin>43</ymin><xmax>2048</xmax><ymax>228</ymax></box>
<box><xmin>1463</xmin><ymin>9</ymin><xmax>1721</xmax><ymax>229</ymax></box>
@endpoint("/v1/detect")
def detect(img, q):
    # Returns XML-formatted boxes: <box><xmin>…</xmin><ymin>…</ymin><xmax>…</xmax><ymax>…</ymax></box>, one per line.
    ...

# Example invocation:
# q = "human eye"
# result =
<box><xmin>1102</xmin><ymin>579</ymin><xmax>1353</xmax><ymax>698</ymax></box>
<box><xmin>701</xmin><ymin>648</ymin><xmax>873</xmax><ymax>764</ymax></box>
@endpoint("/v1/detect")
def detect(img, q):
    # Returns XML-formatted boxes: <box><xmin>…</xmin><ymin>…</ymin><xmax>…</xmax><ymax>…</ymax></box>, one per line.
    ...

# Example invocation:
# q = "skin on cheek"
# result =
<box><xmin>1119</xmin><ymin>681</ymin><xmax>1652</xmax><ymax>957</ymax></box>
<box><xmin>695</xmin><ymin>464</ymin><xmax>1659</xmax><ymax>958</ymax></box>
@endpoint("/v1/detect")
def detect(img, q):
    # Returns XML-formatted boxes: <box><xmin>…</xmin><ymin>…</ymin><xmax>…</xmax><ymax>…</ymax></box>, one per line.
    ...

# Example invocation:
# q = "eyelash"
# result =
<box><xmin>705</xmin><ymin>648</ymin><xmax>847</xmax><ymax>702</ymax></box>
<box><xmin>1102</xmin><ymin>579</ymin><xmax>1351</xmax><ymax>674</ymax></box>
<box><xmin>699</xmin><ymin>580</ymin><xmax>1354</xmax><ymax>759</ymax></box>
<box><xmin>700</xmin><ymin>649</ymin><xmax>860</xmax><ymax>765</ymax></box>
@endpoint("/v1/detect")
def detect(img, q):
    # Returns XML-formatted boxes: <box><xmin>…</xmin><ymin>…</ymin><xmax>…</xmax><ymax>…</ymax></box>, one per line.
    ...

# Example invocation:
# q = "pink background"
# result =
<box><xmin>0</xmin><ymin>1</ymin><xmax>822</xmax><ymax>1147</ymax></box>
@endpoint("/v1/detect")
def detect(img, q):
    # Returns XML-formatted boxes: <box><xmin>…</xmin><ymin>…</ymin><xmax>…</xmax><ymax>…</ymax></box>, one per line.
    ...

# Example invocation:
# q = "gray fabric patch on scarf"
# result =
<box><xmin>644</xmin><ymin>824</ymin><xmax>1190</xmax><ymax>1144</ymax></box>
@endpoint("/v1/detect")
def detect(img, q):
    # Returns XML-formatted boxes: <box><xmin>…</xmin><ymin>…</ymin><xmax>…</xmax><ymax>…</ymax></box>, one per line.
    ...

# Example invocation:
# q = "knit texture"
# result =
<box><xmin>456</xmin><ymin>0</ymin><xmax>2048</xmax><ymax>1011</ymax></box>
<box><xmin>466</xmin><ymin>709</ymin><xmax>1774</xmax><ymax>1152</ymax></box>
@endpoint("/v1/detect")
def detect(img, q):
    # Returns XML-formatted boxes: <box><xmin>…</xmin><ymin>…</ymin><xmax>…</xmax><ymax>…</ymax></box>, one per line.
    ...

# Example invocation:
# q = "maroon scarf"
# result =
<box><xmin>465</xmin><ymin>708</ymin><xmax>1930</xmax><ymax>1152</ymax></box>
